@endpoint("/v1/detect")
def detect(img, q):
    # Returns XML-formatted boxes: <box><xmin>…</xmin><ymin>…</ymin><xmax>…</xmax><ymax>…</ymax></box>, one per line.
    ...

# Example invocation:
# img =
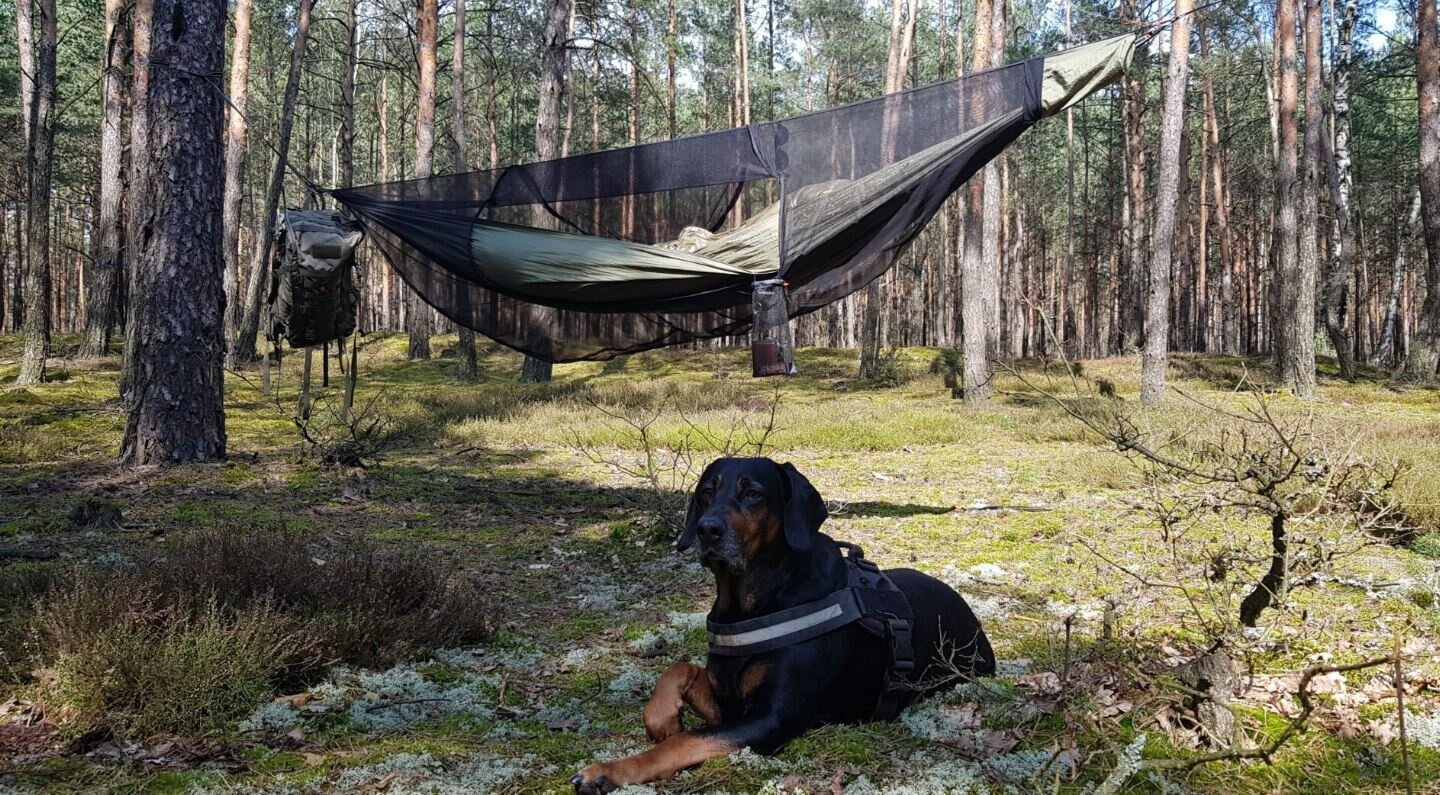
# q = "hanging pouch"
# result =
<box><xmin>751</xmin><ymin>278</ymin><xmax>797</xmax><ymax>377</ymax></box>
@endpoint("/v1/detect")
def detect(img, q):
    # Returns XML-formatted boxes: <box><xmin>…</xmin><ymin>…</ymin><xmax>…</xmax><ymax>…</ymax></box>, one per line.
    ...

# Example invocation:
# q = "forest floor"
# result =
<box><xmin>2</xmin><ymin>334</ymin><xmax>1439</xmax><ymax>794</ymax></box>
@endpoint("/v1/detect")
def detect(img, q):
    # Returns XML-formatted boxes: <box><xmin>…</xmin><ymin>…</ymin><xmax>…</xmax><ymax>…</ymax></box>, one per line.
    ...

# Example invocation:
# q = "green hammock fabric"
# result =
<box><xmin>333</xmin><ymin>35</ymin><xmax>1134</xmax><ymax>361</ymax></box>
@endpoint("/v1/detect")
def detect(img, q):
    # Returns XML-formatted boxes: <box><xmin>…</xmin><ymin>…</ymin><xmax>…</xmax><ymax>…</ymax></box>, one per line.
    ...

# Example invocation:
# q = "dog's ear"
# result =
<box><xmin>779</xmin><ymin>462</ymin><xmax>827</xmax><ymax>551</ymax></box>
<box><xmin>677</xmin><ymin>490</ymin><xmax>700</xmax><ymax>552</ymax></box>
<box><xmin>678</xmin><ymin>461</ymin><xmax>718</xmax><ymax>552</ymax></box>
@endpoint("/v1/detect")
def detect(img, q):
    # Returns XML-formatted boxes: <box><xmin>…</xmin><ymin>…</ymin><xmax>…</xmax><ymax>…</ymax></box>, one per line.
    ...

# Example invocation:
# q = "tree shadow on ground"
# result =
<box><xmin>832</xmin><ymin>501</ymin><xmax>955</xmax><ymax>518</ymax></box>
<box><xmin>1166</xmin><ymin>354</ymin><xmax>1275</xmax><ymax>391</ymax></box>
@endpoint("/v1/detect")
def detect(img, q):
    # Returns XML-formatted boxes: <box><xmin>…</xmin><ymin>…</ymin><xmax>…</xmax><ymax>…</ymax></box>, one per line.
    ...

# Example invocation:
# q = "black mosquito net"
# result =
<box><xmin>332</xmin><ymin>36</ymin><xmax>1134</xmax><ymax>362</ymax></box>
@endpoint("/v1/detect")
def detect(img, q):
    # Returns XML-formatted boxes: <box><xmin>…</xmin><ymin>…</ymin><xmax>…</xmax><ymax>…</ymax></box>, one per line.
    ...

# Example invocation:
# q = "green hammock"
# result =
<box><xmin>333</xmin><ymin>34</ymin><xmax>1135</xmax><ymax>361</ymax></box>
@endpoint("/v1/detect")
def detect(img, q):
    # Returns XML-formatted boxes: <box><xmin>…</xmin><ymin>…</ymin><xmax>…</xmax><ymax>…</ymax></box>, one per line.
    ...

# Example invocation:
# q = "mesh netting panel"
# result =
<box><xmin>333</xmin><ymin>56</ymin><xmax>1042</xmax><ymax>362</ymax></box>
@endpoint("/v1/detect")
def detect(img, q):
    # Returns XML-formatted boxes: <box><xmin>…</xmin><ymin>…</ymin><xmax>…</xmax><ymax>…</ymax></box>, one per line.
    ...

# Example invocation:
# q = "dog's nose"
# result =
<box><xmin>697</xmin><ymin>516</ymin><xmax>725</xmax><ymax>544</ymax></box>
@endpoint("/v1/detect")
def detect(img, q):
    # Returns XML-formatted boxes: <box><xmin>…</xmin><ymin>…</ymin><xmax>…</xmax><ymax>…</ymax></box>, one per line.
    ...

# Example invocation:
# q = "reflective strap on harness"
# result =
<box><xmin>707</xmin><ymin>589</ymin><xmax>864</xmax><ymax>657</ymax></box>
<box><xmin>704</xmin><ymin>544</ymin><xmax>917</xmax><ymax>720</ymax></box>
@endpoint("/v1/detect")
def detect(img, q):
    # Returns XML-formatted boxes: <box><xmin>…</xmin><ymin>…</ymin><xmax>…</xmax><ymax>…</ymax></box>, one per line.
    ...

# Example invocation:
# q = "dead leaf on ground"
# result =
<box><xmin>1016</xmin><ymin>671</ymin><xmax>1063</xmax><ymax>695</ymax></box>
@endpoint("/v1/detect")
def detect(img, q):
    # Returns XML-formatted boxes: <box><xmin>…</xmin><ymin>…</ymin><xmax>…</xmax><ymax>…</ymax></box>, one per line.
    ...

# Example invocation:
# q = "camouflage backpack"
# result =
<box><xmin>267</xmin><ymin>210</ymin><xmax>364</xmax><ymax>349</ymax></box>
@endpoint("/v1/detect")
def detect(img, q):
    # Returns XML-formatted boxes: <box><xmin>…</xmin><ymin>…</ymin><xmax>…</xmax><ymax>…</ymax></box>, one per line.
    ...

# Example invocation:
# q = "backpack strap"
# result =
<box><xmin>841</xmin><ymin>545</ymin><xmax>915</xmax><ymax>721</ymax></box>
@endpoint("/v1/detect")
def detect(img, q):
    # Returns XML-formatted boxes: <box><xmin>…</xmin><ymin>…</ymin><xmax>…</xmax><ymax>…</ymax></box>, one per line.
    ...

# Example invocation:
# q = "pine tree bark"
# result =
<box><xmin>451</xmin><ymin>0</ymin><xmax>479</xmax><ymax>379</ymax></box>
<box><xmin>16</xmin><ymin>0</ymin><xmax>33</xmax><ymax>143</ymax></box>
<box><xmin>1200</xmin><ymin>24</ymin><xmax>1239</xmax><ymax>355</ymax></box>
<box><xmin>521</xmin><ymin>0</ymin><xmax>576</xmax><ymax>383</ymax></box>
<box><xmin>408</xmin><ymin>0</ymin><xmax>439</xmax><ymax>360</ymax></box>
<box><xmin>1273</xmin><ymin>0</ymin><xmax>1303</xmax><ymax>386</ymax></box>
<box><xmin>861</xmin><ymin>0</ymin><xmax>917</xmax><ymax>379</ymax></box>
<box><xmin>1062</xmin><ymin>0</ymin><xmax>1076</xmax><ymax>353</ymax></box>
<box><xmin>1409</xmin><ymin>0</ymin><xmax>1440</xmax><ymax>380</ymax></box>
<box><xmin>667</xmin><ymin>0</ymin><xmax>678</xmax><ymax>138</ymax></box>
<box><xmin>231</xmin><ymin>0</ymin><xmax>314</xmax><ymax>366</ymax></box>
<box><xmin>16</xmin><ymin>0</ymin><xmax>56</xmax><ymax>386</ymax></box>
<box><xmin>1140</xmin><ymin>0</ymin><xmax>1194</xmax><ymax>405</ymax></box>
<box><xmin>341</xmin><ymin>0</ymin><xmax>355</xmax><ymax>189</ymax></box>
<box><xmin>981</xmin><ymin>0</ymin><xmax>1004</xmax><ymax>354</ymax></box>
<box><xmin>1323</xmin><ymin>0</ymin><xmax>1358</xmax><ymax>379</ymax></box>
<box><xmin>960</xmin><ymin>0</ymin><xmax>993</xmax><ymax>402</ymax></box>
<box><xmin>120</xmin><ymin>0</ymin><xmax>228</xmax><ymax>465</ymax></box>
<box><xmin>1377</xmin><ymin>191</ymin><xmax>1421</xmax><ymax>365</ymax></box>
<box><xmin>1121</xmin><ymin>0</ymin><xmax>1147</xmax><ymax>352</ymax></box>
<box><xmin>80</xmin><ymin>0</ymin><xmax>129</xmax><ymax>359</ymax></box>
<box><xmin>1285</xmin><ymin>0</ymin><xmax>1321</xmax><ymax>397</ymax></box>
<box><xmin>124</xmin><ymin>0</ymin><xmax>153</xmax><ymax>356</ymax></box>
<box><xmin>220</xmin><ymin>0</ymin><xmax>253</xmax><ymax>349</ymax></box>
<box><xmin>11</xmin><ymin>0</ymin><xmax>32</xmax><ymax>336</ymax></box>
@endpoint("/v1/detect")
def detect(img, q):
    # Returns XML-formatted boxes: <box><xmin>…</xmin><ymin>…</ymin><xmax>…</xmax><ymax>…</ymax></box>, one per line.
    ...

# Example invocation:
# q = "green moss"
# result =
<box><xmin>4</xmin><ymin>340</ymin><xmax>1440</xmax><ymax>793</ymax></box>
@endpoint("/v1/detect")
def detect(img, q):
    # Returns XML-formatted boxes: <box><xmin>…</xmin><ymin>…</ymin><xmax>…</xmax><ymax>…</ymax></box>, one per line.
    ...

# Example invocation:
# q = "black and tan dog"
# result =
<box><xmin>572</xmin><ymin>457</ymin><xmax>996</xmax><ymax>793</ymax></box>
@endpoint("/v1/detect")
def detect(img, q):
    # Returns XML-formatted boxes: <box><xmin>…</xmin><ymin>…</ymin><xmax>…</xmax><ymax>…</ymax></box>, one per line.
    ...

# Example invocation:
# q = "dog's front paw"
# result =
<box><xmin>571</xmin><ymin>765</ymin><xmax>619</xmax><ymax>795</ymax></box>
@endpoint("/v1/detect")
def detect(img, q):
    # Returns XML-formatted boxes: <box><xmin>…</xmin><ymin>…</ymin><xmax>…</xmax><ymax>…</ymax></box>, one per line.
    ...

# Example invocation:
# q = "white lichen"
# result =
<box><xmin>1408</xmin><ymin>711</ymin><xmax>1440</xmax><ymax>751</ymax></box>
<box><xmin>1093</xmin><ymin>733</ymin><xmax>1148</xmax><ymax>795</ymax></box>
<box><xmin>236</xmin><ymin>701</ymin><xmax>301</xmax><ymax>735</ymax></box>
<box><xmin>843</xmin><ymin>752</ymin><xmax>983</xmax><ymax>795</ymax></box>
<box><xmin>607</xmin><ymin>660</ymin><xmax>659</xmax><ymax>701</ymax></box>
<box><xmin>345</xmin><ymin>664</ymin><xmax>494</xmax><ymax>732</ymax></box>
<box><xmin>982</xmin><ymin>748</ymin><xmax>1053</xmax><ymax>784</ymax></box>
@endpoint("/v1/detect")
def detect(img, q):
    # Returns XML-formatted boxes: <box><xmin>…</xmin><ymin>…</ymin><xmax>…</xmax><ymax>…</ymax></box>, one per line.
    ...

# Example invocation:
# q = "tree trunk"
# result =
<box><xmin>668</xmin><ymin>0</ymin><xmax>678</xmax><ymax>138</ymax></box>
<box><xmin>1200</xmin><ymin>24</ymin><xmax>1239</xmax><ymax>355</ymax></box>
<box><xmin>861</xmin><ymin>0</ymin><xmax>918</xmax><ymax>379</ymax></box>
<box><xmin>407</xmin><ymin>0</ymin><xmax>439</xmax><ymax>360</ymax></box>
<box><xmin>16</xmin><ymin>0</ymin><xmax>56</xmax><ymax>386</ymax></box>
<box><xmin>220</xmin><ymin>0</ymin><xmax>252</xmax><ymax>351</ymax></box>
<box><xmin>1409</xmin><ymin>0</ymin><xmax>1440</xmax><ymax>380</ymax></box>
<box><xmin>960</xmin><ymin>0</ymin><xmax>993</xmax><ymax>402</ymax></box>
<box><xmin>1377</xmin><ymin>190</ymin><xmax>1421</xmax><ymax>365</ymax></box>
<box><xmin>120</xmin><ymin>0</ymin><xmax>228</xmax><ymax>466</ymax></box>
<box><xmin>1140</xmin><ymin>0</ymin><xmax>1194</xmax><ymax>405</ymax></box>
<box><xmin>231</xmin><ymin>0</ymin><xmax>314</xmax><ymax>366</ymax></box>
<box><xmin>981</xmin><ymin>0</ymin><xmax>1004</xmax><ymax>356</ymax></box>
<box><xmin>1063</xmin><ymin>0</ymin><xmax>1075</xmax><ymax>353</ymax></box>
<box><xmin>451</xmin><ymin>0</ymin><xmax>479</xmax><ymax>379</ymax></box>
<box><xmin>1286</xmin><ymin>0</ymin><xmax>1321</xmax><ymax>397</ymax></box>
<box><xmin>1323</xmin><ymin>0</ymin><xmax>1358</xmax><ymax>380</ymax></box>
<box><xmin>12</xmin><ymin>2</ymin><xmax>32</xmax><ymax>337</ymax></box>
<box><xmin>1273</xmin><ymin>0</ymin><xmax>1302</xmax><ymax>386</ymax></box>
<box><xmin>81</xmin><ymin>0</ymin><xmax>130</xmax><ymax>359</ymax></box>
<box><xmin>521</xmin><ymin>0</ymin><xmax>576</xmax><ymax>383</ymax></box>
<box><xmin>341</xmin><ymin>0</ymin><xmax>355</xmax><ymax>189</ymax></box>
<box><xmin>1121</xmin><ymin>0</ymin><xmax>1147</xmax><ymax>353</ymax></box>
<box><xmin>16</xmin><ymin>0</ymin><xmax>33</xmax><ymax>144</ymax></box>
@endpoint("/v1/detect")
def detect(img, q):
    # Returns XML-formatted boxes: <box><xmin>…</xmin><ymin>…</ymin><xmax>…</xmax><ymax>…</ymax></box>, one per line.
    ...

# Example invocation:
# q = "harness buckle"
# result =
<box><xmin>889</xmin><ymin>618</ymin><xmax>915</xmax><ymax>673</ymax></box>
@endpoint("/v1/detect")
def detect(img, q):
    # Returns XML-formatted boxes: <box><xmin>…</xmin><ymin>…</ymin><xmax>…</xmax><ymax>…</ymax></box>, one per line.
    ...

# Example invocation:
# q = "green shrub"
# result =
<box><xmin>155</xmin><ymin>529</ymin><xmax>490</xmax><ymax>674</ymax></box>
<box><xmin>31</xmin><ymin>572</ymin><xmax>312</xmax><ymax>739</ymax></box>
<box><xmin>930</xmin><ymin>348</ymin><xmax>964</xmax><ymax>390</ymax></box>
<box><xmin>1414</xmin><ymin>532</ymin><xmax>1440</xmax><ymax>559</ymax></box>
<box><xmin>864</xmin><ymin>348</ymin><xmax>915</xmax><ymax>387</ymax></box>
<box><xmin>18</xmin><ymin>530</ymin><xmax>489</xmax><ymax>739</ymax></box>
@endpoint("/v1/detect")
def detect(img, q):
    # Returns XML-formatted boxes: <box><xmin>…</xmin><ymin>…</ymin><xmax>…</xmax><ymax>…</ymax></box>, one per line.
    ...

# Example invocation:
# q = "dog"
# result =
<box><xmin>572</xmin><ymin>457</ymin><xmax>996</xmax><ymax>793</ymax></box>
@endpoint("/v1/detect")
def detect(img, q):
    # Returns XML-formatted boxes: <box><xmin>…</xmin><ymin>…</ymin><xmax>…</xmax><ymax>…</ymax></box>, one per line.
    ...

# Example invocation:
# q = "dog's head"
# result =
<box><xmin>676</xmin><ymin>457</ymin><xmax>828</xmax><ymax>573</ymax></box>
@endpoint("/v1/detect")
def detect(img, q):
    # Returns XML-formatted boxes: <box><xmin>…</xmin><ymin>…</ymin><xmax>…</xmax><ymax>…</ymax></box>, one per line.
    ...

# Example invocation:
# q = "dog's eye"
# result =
<box><xmin>744</xmin><ymin>488</ymin><xmax>762</xmax><ymax>501</ymax></box>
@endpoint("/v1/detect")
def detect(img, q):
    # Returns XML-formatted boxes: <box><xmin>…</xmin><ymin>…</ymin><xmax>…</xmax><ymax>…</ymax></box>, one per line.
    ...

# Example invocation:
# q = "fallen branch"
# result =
<box><xmin>962</xmin><ymin>502</ymin><xmax>1051</xmax><ymax>512</ymax></box>
<box><xmin>364</xmin><ymin>698</ymin><xmax>450</xmax><ymax>713</ymax></box>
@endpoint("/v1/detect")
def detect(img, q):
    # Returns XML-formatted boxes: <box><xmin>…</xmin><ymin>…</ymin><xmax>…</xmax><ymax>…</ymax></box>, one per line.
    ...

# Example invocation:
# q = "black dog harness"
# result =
<box><xmin>705</xmin><ymin>543</ymin><xmax>916</xmax><ymax>720</ymax></box>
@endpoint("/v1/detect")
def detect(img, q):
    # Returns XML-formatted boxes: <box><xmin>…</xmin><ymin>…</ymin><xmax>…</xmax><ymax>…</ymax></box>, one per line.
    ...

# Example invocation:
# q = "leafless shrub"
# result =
<box><xmin>292</xmin><ymin>391</ymin><xmax>397</xmax><ymax>467</ymax></box>
<box><xmin>570</xmin><ymin>383</ymin><xmax>784</xmax><ymax>539</ymax></box>
<box><xmin>1009</xmin><ymin>360</ymin><xmax>1407</xmax><ymax>631</ymax></box>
